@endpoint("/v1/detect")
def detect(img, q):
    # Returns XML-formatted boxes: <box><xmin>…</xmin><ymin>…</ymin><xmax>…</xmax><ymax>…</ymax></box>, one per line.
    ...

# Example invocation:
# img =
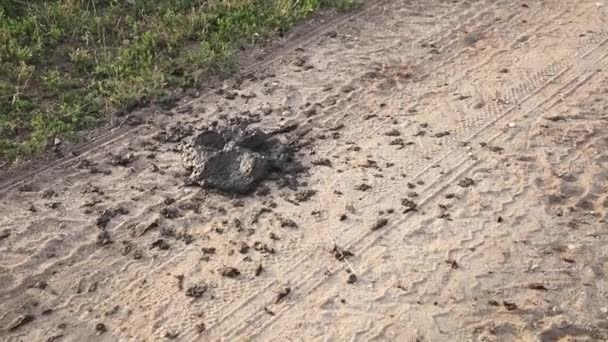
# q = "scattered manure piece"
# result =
<box><xmin>182</xmin><ymin>126</ymin><xmax>301</xmax><ymax>195</ymax></box>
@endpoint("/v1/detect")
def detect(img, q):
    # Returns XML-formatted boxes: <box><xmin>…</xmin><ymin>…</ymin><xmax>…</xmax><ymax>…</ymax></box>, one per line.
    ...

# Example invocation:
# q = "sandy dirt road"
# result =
<box><xmin>2</xmin><ymin>0</ymin><xmax>608</xmax><ymax>340</ymax></box>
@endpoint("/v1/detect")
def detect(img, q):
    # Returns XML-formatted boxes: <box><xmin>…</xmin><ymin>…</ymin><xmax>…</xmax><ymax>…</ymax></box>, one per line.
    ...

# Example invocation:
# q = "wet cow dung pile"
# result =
<box><xmin>182</xmin><ymin>126</ymin><xmax>300</xmax><ymax>194</ymax></box>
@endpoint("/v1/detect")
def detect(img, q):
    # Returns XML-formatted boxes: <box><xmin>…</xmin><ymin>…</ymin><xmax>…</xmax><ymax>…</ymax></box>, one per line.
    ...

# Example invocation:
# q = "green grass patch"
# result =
<box><xmin>0</xmin><ymin>0</ymin><xmax>358</xmax><ymax>162</ymax></box>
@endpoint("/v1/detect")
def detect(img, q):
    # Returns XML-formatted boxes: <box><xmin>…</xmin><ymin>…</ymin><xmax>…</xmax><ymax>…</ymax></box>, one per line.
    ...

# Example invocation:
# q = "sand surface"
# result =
<box><xmin>2</xmin><ymin>0</ymin><xmax>608</xmax><ymax>340</ymax></box>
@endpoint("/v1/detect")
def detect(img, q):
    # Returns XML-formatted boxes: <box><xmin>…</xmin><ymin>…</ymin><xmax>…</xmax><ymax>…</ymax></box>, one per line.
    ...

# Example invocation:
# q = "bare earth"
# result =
<box><xmin>2</xmin><ymin>0</ymin><xmax>608</xmax><ymax>340</ymax></box>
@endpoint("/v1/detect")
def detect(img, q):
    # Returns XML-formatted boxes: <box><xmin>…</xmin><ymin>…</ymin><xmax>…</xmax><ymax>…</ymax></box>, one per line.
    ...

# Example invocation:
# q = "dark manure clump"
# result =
<box><xmin>182</xmin><ymin>126</ymin><xmax>303</xmax><ymax>195</ymax></box>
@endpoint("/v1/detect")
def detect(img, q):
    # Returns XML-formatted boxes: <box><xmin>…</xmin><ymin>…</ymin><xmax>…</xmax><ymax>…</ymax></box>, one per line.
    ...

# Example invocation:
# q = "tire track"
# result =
<box><xmin>222</xmin><ymin>5</ymin><xmax>608</xmax><ymax>340</ymax></box>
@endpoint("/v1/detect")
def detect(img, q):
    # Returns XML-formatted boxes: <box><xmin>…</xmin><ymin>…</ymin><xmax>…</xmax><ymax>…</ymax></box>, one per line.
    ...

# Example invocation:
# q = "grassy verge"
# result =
<box><xmin>0</xmin><ymin>0</ymin><xmax>359</xmax><ymax>162</ymax></box>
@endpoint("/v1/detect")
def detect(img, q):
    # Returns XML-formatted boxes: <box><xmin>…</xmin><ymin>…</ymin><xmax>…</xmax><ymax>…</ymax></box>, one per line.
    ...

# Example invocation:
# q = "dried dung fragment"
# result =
<box><xmin>96</xmin><ymin>231</ymin><xmax>113</xmax><ymax>246</ymax></box>
<box><xmin>434</xmin><ymin>131</ymin><xmax>450</xmax><ymax>138</ymax></box>
<box><xmin>385</xmin><ymin>129</ymin><xmax>401</xmax><ymax>137</ymax></box>
<box><xmin>165</xmin><ymin>331</ymin><xmax>180</xmax><ymax>339</ymax></box>
<box><xmin>458</xmin><ymin>177</ymin><xmax>475</xmax><ymax>187</ymax></box>
<box><xmin>401</xmin><ymin>198</ymin><xmax>418</xmax><ymax>213</ymax></box>
<box><xmin>8</xmin><ymin>314</ymin><xmax>35</xmax><ymax>332</ymax></box>
<box><xmin>95</xmin><ymin>323</ymin><xmax>107</xmax><ymax>334</ymax></box>
<box><xmin>0</xmin><ymin>229</ymin><xmax>11</xmax><ymax>241</ymax></box>
<box><xmin>503</xmin><ymin>301</ymin><xmax>518</xmax><ymax>311</ymax></box>
<box><xmin>294</xmin><ymin>189</ymin><xmax>317</xmax><ymax>202</ymax></box>
<box><xmin>445</xmin><ymin>259</ymin><xmax>459</xmax><ymax>269</ymax></box>
<box><xmin>527</xmin><ymin>283</ymin><xmax>548</xmax><ymax>291</ymax></box>
<box><xmin>196</xmin><ymin>323</ymin><xmax>206</xmax><ymax>333</ymax></box>
<box><xmin>186</xmin><ymin>284</ymin><xmax>208</xmax><ymax>298</ymax></box>
<box><xmin>371</xmin><ymin>218</ymin><xmax>388</xmax><ymax>231</ymax></box>
<box><xmin>201</xmin><ymin>247</ymin><xmax>216</xmax><ymax>255</ymax></box>
<box><xmin>311</xmin><ymin>158</ymin><xmax>332</xmax><ymax>166</ymax></box>
<box><xmin>153</xmin><ymin>122</ymin><xmax>193</xmax><ymax>143</ymax></box>
<box><xmin>279</xmin><ymin>218</ymin><xmax>298</xmax><ymax>228</ymax></box>
<box><xmin>276</xmin><ymin>287</ymin><xmax>291</xmax><ymax>303</ymax></box>
<box><xmin>355</xmin><ymin>184</ymin><xmax>372</xmax><ymax>191</ymax></box>
<box><xmin>219</xmin><ymin>267</ymin><xmax>240</xmax><ymax>278</ymax></box>
<box><xmin>96</xmin><ymin>207</ymin><xmax>128</xmax><ymax>228</ymax></box>
<box><xmin>239</xmin><ymin>242</ymin><xmax>250</xmax><ymax>254</ymax></box>
<box><xmin>150</xmin><ymin>239</ymin><xmax>170</xmax><ymax>250</ymax></box>
<box><xmin>255</xmin><ymin>263</ymin><xmax>264</xmax><ymax>277</ymax></box>
<box><xmin>332</xmin><ymin>245</ymin><xmax>354</xmax><ymax>261</ymax></box>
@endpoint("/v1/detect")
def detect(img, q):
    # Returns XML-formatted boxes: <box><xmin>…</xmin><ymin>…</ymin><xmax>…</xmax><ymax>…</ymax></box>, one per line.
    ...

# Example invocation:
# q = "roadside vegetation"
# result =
<box><xmin>0</xmin><ymin>0</ymin><xmax>359</xmax><ymax>162</ymax></box>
